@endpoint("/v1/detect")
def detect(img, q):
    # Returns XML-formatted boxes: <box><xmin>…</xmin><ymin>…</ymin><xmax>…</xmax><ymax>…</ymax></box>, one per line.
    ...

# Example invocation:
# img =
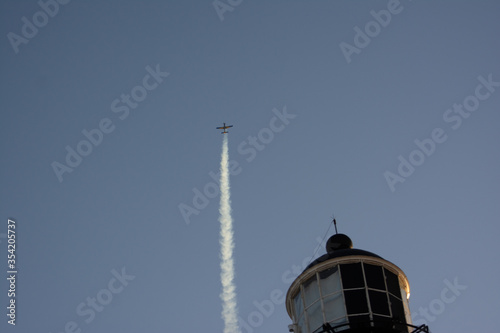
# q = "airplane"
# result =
<box><xmin>216</xmin><ymin>123</ymin><xmax>233</xmax><ymax>134</ymax></box>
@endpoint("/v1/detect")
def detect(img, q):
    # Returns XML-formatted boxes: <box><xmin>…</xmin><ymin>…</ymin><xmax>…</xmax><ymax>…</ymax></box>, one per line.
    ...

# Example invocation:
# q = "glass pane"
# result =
<box><xmin>303</xmin><ymin>276</ymin><xmax>320</xmax><ymax>307</ymax></box>
<box><xmin>364</xmin><ymin>264</ymin><xmax>385</xmax><ymax>290</ymax></box>
<box><xmin>294</xmin><ymin>291</ymin><xmax>304</xmax><ymax>319</ymax></box>
<box><xmin>306</xmin><ymin>301</ymin><xmax>323</xmax><ymax>333</ymax></box>
<box><xmin>323</xmin><ymin>292</ymin><xmax>346</xmax><ymax>322</ymax></box>
<box><xmin>384</xmin><ymin>269</ymin><xmax>401</xmax><ymax>297</ymax></box>
<box><xmin>372</xmin><ymin>315</ymin><xmax>392</xmax><ymax>329</ymax></box>
<box><xmin>319</xmin><ymin>266</ymin><xmax>341</xmax><ymax>296</ymax></box>
<box><xmin>390</xmin><ymin>294</ymin><xmax>405</xmax><ymax>322</ymax></box>
<box><xmin>369</xmin><ymin>290</ymin><xmax>390</xmax><ymax>315</ymax></box>
<box><xmin>344</xmin><ymin>289</ymin><xmax>368</xmax><ymax>314</ymax></box>
<box><xmin>340</xmin><ymin>263</ymin><xmax>365</xmax><ymax>289</ymax></box>
<box><xmin>329</xmin><ymin>316</ymin><xmax>348</xmax><ymax>331</ymax></box>
<box><xmin>297</xmin><ymin>314</ymin><xmax>306</xmax><ymax>333</ymax></box>
<box><xmin>347</xmin><ymin>314</ymin><xmax>370</xmax><ymax>329</ymax></box>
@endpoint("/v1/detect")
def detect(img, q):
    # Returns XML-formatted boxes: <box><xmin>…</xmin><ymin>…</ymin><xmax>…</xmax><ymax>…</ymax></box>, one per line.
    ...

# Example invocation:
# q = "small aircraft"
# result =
<box><xmin>216</xmin><ymin>123</ymin><xmax>233</xmax><ymax>134</ymax></box>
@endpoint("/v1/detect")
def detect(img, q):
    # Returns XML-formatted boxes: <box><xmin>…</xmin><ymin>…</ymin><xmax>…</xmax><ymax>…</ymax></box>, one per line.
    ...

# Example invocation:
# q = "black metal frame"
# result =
<box><xmin>317</xmin><ymin>320</ymin><xmax>430</xmax><ymax>333</ymax></box>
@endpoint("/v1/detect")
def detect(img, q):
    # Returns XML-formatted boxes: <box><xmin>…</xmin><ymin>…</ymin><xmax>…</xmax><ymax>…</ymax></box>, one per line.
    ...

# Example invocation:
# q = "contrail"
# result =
<box><xmin>218</xmin><ymin>134</ymin><xmax>240</xmax><ymax>333</ymax></box>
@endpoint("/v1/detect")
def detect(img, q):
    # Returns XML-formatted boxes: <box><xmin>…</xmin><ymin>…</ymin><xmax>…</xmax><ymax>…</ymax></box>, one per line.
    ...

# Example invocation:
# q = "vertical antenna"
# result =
<box><xmin>333</xmin><ymin>216</ymin><xmax>338</xmax><ymax>234</ymax></box>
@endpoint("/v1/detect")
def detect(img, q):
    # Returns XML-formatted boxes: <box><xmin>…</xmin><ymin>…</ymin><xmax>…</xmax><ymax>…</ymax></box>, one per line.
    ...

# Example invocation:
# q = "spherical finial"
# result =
<box><xmin>326</xmin><ymin>234</ymin><xmax>353</xmax><ymax>253</ymax></box>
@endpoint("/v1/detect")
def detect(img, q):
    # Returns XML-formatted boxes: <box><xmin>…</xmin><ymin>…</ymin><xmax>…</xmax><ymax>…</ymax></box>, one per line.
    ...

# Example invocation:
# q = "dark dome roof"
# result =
<box><xmin>326</xmin><ymin>233</ymin><xmax>353</xmax><ymax>251</ymax></box>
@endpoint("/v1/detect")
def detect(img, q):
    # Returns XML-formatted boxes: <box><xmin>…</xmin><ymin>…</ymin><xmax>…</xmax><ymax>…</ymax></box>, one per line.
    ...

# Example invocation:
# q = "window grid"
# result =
<box><xmin>316</xmin><ymin>272</ymin><xmax>326</xmax><ymax>327</ymax></box>
<box><xmin>384</xmin><ymin>267</ymin><xmax>406</xmax><ymax>325</ymax></box>
<box><xmin>361</xmin><ymin>263</ymin><xmax>373</xmax><ymax>319</ymax></box>
<box><xmin>381</xmin><ymin>266</ymin><xmax>394</xmax><ymax>319</ymax></box>
<box><xmin>318</xmin><ymin>267</ymin><xmax>345</xmax><ymax>325</ymax></box>
<box><xmin>292</xmin><ymin>262</ymin><xmax>408</xmax><ymax>333</ymax></box>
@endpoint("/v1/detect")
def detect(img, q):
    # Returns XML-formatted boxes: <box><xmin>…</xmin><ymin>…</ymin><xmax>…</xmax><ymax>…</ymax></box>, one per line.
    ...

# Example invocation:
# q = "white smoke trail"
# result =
<box><xmin>218</xmin><ymin>134</ymin><xmax>241</xmax><ymax>333</ymax></box>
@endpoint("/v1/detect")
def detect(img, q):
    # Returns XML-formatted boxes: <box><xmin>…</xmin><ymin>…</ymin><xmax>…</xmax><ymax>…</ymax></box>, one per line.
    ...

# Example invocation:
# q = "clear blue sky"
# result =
<box><xmin>1</xmin><ymin>1</ymin><xmax>499</xmax><ymax>332</ymax></box>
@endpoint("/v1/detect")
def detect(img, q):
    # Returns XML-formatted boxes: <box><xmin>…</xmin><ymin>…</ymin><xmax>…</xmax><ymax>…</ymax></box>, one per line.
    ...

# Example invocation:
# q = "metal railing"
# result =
<box><xmin>315</xmin><ymin>320</ymin><xmax>430</xmax><ymax>333</ymax></box>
